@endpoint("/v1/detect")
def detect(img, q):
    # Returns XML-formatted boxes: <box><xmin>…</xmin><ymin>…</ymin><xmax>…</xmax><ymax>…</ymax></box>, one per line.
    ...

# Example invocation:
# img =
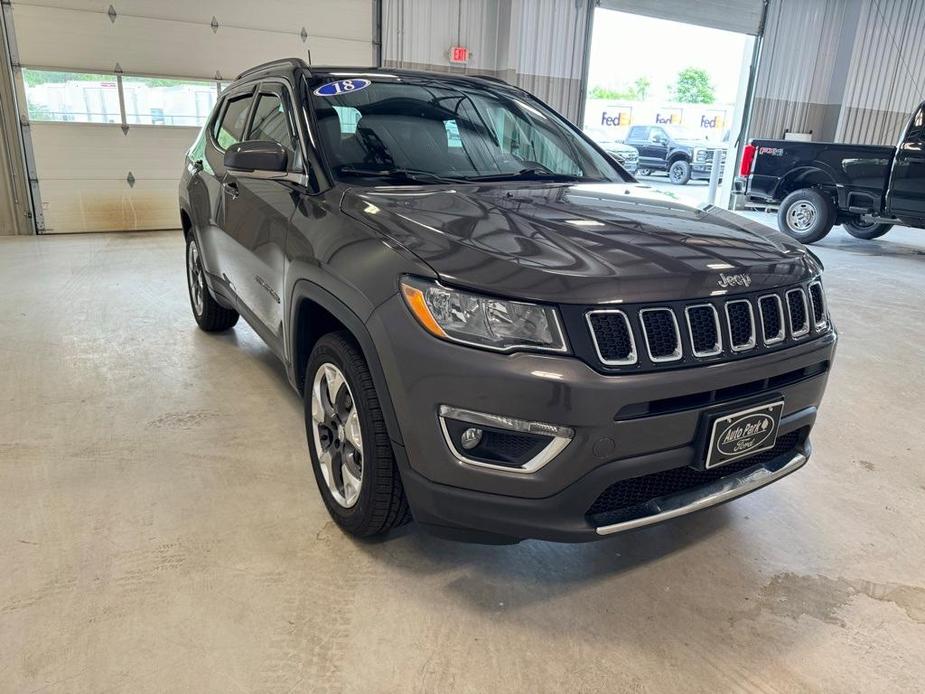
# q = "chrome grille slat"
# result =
<box><xmin>808</xmin><ymin>281</ymin><xmax>827</xmax><ymax>330</ymax></box>
<box><xmin>639</xmin><ymin>308</ymin><xmax>682</xmax><ymax>362</ymax></box>
<box><xmin>758</xmin><ymin>294</ymin><xmax>785</xmax><ymax>344</ymax></box>
<box><xmin>725</xmin><ymin>299</ymin><xmax>756</xmax><ymax>352</ymax></box>
<box><xmin>584</xmin><ymin>282</ymin><xmax>828</xmax><ymax>371</ymax></box>
<box><xmin>786</xmin><ymin>288</ymin><xmax>810</xmax><ymax>338</ymax></box>
<box><xmin>586</xmin><ymin>310</ymin><xmax>637</xmax><ymax>366</ymax></box>
<box><xmin>685</xmin><ymin>304</ymin><xmax>722</xmax><ymax>357</ymax></box>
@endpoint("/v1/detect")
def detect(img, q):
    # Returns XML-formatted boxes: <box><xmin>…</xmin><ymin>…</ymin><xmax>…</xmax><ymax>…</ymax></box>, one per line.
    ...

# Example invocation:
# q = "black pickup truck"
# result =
<box><xmin>738</xmin><ymin>101</ymin><xmax>925</xmax><ymax>243</ymax></box>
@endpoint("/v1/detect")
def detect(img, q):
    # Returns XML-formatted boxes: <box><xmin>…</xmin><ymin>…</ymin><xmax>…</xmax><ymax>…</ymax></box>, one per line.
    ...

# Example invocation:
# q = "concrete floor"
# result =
<box><xmin>1</xmin><ymin>221</ymin><xmax>924</xmax><ymax>693</ymax></box>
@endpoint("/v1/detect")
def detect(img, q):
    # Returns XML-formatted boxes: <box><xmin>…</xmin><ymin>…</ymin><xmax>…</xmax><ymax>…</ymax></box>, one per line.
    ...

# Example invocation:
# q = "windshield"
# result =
<box><xmin>308</xmin><ymin>76</ymin><xmax>628</xmax><ymax>184</ymax></box>
<box><xmin>663</xmin><ymin>125</ymin><xmax>711</xmax><ymax>141</ymax></box>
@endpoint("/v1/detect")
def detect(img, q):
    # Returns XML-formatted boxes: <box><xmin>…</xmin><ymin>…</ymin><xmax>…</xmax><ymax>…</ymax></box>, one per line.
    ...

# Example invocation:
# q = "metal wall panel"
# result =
<box><xmin>598</xmin><ymin>0</ymin><xmax>765</xmax><ymax>35</ymax></box>
<box><xmin>381</xmin><ymin>0</ymin><xmax>501</xmax><ymax>71</ymax></box>
<box><xmin>382</xmin><ymin>0</ymin><xmax>592</xmax><ymax>122</ymax></box>
<box><xmin>749</xmin><ymin>0</ymin><xmax>925</xmax><ymax>146</ymax></box>
<box><xmin>748</xmin><ymin>0</ymin><xmax>849</xmax><ymax>140</ymax></box>
<box><xmin>837</xmin><ymin>0</ymin><xmax>925</xmax><ymax>144</ymax></box>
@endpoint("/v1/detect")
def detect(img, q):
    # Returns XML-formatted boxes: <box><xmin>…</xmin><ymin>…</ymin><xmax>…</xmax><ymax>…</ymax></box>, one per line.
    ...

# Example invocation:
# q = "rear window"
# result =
<box><xmin>214</xmin><ymin>94</ymin><xmax>252</xmax><ymax>149</ymax></box>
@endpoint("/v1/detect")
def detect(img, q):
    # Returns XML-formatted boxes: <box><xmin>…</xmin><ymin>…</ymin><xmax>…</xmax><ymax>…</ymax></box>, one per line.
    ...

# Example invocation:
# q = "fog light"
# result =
<box><xmin>438</xmin><ymin>405</ymin><xmax>573</xmax><ymax>474</ymax></box>
<box><xmin>460</xmin><ymin>427</ymin><xmax>483</xmax><ymax>450</ymax></box>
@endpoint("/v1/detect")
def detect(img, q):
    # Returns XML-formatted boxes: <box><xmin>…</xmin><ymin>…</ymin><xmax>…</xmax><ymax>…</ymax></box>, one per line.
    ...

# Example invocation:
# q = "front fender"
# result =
<box><xmin>287</xmin><ymin>280</ymin><xmax>405</xmax><ymax>446</ymax></box>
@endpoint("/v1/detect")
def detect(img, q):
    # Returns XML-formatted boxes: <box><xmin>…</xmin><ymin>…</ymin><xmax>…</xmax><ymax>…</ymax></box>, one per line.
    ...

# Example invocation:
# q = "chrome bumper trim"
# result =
<box><xmin>594</xmin><ymin>451</ymin><xmax>808</xmax><ymax>535</ymax></box>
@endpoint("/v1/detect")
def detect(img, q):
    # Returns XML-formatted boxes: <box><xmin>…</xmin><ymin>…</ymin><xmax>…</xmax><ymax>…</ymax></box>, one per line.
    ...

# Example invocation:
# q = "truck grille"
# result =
<box><xmin>580</xmin><ymin>281</ymin><xmax>830</xmax><ymax>372</ymax></box>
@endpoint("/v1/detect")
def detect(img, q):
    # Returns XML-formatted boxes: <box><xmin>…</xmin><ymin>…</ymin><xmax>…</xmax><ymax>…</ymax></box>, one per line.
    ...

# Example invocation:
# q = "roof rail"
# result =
<box><xmin>236</xmin><ymin>58</ymin><xmax>309</xmax><ymax>80</ymax></box>
<box><xmin>473</xmin><ymin>74</ymin><xmax>510</xmax><ymax>86</ymax></box>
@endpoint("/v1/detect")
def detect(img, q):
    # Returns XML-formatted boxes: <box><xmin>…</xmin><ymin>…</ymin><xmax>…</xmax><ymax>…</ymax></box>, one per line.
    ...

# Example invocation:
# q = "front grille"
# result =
<box><xmin>587</xmin><ymin>310</ymin><xmax>636</xmax><ymax>364</ymax></box>
<box><xmin>726</xmin><ymin>300</ymin><xmax>755</xmax><ymax>351</ymax></box>
<box><xmin>586</xmin><ymin>430</ymin><xmax>803</xmax><ymax>525</ymax></box>
<box><xmin>640</xmin><ymin>308</ymin><xmax>681</xmax><ymax>361</ymax></box>
<box><xmin>787</xmin><ymin>289</ymin><xmax>809</xmax><ymax>336</ymax></box>
<box><xmin>686</xmin><ymin>305</ymin><xmax>721</xmax><ymax>356</ymax></box>
<box><xmin>759</xmin><ymin>295</ymin><xmax>784</xmax><ymax>343</ymax></box>
<box><xmin>579</xmin><ymin>280</ymin><xmax>830</xmax><ymax>373</ymax></box>
<box><xmin>809</xmin><ymin>281</ymin><xmax>826</xmax><ymax>328</ymax></box>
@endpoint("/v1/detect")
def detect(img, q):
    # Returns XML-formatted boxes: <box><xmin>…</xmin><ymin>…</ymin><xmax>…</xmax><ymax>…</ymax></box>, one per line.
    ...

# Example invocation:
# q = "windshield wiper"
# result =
<box><xmin>336</xmin><ymin>166</ymin><xmax>466</xmax><ymax>185</ymax></box>
<box><xmin>462</xmin><ymin>168</ymin><xmax>583</xmax><ymax>182</ymax></box>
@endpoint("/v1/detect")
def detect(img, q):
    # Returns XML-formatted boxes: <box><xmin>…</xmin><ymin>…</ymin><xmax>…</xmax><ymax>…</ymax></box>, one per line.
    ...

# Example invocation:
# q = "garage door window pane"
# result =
<box><xmin>22</xmin><ymin>69</ymin><xmax>121</xmax><ymax>123</ymax></box>
<box><xmin>123</xmin><ymin>76</ymin><xmax>218</xmax><ymax>126</ymax></box>
<box><xmin>214</xmin><ymin>96</ymin><xmax>253</xmax><ymax>149</ymax></box>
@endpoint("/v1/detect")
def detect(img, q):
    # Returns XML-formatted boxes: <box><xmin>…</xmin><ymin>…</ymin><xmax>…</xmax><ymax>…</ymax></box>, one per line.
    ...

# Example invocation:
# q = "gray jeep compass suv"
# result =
<box><xmin>179</xmin><ymin>59</ymin><xmax>836</xmax><ymax>543</ymax></box>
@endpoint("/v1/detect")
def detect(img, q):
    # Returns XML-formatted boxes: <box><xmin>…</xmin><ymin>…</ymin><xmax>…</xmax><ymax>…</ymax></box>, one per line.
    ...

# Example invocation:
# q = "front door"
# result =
<box><xmin>221</xmin><ymin>84</ymin><xmax>302</xmax><ymax>354</ymax></box>
<box><xmin>887</xmin><ymin>103</ymin><xmax>925</xmax><ymax>224</ymax></box>
<box><xmin>642</xmin><ymin>127</ymin><xmax>670</xmax><ymax>170</ymax></box>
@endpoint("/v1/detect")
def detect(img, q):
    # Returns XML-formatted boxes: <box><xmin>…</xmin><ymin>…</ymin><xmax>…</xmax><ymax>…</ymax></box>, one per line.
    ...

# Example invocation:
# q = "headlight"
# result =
<box><xmin>400</xmin><ymin>277</ymin><xmax>567</xmax><ymax>353</ymax></box>
<box><xmin>694</xmin><ymin>148</ymin><xmax>707</xmax><ymax>162</ymax></box>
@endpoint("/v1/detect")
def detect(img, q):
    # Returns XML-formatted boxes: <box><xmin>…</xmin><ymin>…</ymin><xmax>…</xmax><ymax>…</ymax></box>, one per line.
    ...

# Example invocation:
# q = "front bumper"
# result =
<box><xmin>692</xmin><ymin>162</ymin><xmax>722</xmax><ymax>180</ymax></box>
<box><xmin>368</xmin><ymin>294</ymin><xmax>836</xmax><ymax>542</ymax></box>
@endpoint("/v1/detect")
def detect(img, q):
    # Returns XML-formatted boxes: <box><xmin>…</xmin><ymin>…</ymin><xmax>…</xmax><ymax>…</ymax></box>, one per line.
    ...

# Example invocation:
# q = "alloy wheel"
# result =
<box><xmin>187</xmin><ymin>240</ymin><xmax>205</xmax><ymax>316</ymax></box>
<box><xmin>310</xmin><ymin>363</ymin><xmax>364</xmax><ymax>508</ymax></box>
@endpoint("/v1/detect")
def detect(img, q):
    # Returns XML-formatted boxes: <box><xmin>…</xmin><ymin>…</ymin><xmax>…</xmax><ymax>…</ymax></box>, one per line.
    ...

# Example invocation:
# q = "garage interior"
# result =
<box><xmin>1</xmin><ymin>1</ymin><xmax>923</xmax><ymax>692</ymax></box>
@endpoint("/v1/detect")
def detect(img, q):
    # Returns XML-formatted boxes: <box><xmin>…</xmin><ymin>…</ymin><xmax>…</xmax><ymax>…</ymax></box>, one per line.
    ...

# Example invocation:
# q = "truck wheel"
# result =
<box><xmin>777</xmin><ymin>188</ymin><xmax>835</xmax><ymax>244</ymax></box>
<box><xmin>668</xmin><ymin>160</ymin><xmax>691</xmax><ymax>185</ymax></box>
<box><xmin>637</xmin><ymin>168</ymin><xmax>652</xmax><ymax>176</ymax></box>
<box><xmin>304</xmin><ymin>331</ymin><xmax>411</xmax><ymax>537</ymax></box>
<box><xmin>844</xmin><ymin>218</ymin><xmax>893</xmax><ymax>240</ymax></box>
<box><xmin>186</xmin><ymin>234</ymin><xmax>239</xmax><ymax>332</ymax></box>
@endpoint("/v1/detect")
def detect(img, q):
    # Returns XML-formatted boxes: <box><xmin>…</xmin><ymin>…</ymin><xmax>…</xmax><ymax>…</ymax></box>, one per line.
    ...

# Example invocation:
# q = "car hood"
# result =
<box><xmin>601</xmin><ymin>142</ymin><xmax>637</xmax><ymax>154</ymax></box>
<box><xmin>342</xmin><ymin>182</ymin><xmax>817</xmax><ymax>305</ymax></box>
<box><xmin>675</xmin><ymin>139</ymin><xmax>721</xmax><ymax>149</ymax></box>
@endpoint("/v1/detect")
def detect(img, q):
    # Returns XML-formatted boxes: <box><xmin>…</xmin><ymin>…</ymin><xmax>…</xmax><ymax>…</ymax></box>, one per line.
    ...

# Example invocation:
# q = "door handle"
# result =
<box><xmin>223</xmin><ymin>181</ymin><xmax>239</xmax><ymax>199</ymax></box>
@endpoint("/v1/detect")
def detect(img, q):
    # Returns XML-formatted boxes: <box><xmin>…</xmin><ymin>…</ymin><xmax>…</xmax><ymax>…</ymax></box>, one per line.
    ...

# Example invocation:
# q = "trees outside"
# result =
<box><xmin>590</xmin><ymin>71</ymin><xmax>718</xmax><ymax>104</ymax></box>
<box><xmin>670</xmin><ymin>68</ymin><xmax>716</xmax><ymax>104</ymax></box>
<box><xmin>589</xmin><ymin>76</ymin><xmax>652</xmax><ymax>101</ymax></box>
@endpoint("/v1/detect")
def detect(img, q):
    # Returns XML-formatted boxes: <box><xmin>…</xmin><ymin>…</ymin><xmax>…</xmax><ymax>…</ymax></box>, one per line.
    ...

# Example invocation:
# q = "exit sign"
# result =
<box><xmin>449</xmin><ymin>46</ymin><xmax>470</xmax><ymax>64</ymax></box>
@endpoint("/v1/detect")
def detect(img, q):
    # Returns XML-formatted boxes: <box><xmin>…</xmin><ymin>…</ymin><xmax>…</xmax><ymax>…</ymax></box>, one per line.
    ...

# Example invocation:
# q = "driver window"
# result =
<box><xmin>249</xmin><ymin>93</ymin><xmax>298</xmax><ymax>169</ymax></box>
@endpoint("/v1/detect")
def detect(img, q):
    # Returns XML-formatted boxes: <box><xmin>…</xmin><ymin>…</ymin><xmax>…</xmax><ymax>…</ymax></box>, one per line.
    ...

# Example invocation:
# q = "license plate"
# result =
<box><xmin>704</xmin><ymin>400</ymin><xmax>784</xmax><ymax>469</ymax></box>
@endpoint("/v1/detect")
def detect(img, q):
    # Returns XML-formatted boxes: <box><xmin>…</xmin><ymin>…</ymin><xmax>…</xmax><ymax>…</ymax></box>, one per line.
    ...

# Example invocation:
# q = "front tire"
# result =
<box><xmin>186</xmin><ymin>234</ymin><xmax>238</xmax><ymax>332</ymax></box>
<box><xmin>844</xmin><ymin>218</ymin><xmax>893</xmax><ymax>240</ymax></box>
<box><xmin>668</xmin><ymin>159</ymin><xmax>692</xmax><ymax>185</ymax></box>
<box><xmin>305</xmin><ymin>331</ymin><xmax>411</xmax><ymax>538</ymax></box>
<box><xmin>777</xmin><ymin>188</ymin><xmax>835</xmax><ymax>244</ymax></box>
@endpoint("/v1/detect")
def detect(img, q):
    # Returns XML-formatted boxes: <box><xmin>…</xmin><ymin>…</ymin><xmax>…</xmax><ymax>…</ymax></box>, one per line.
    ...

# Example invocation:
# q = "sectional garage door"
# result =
<box><xmin>597</xmin><ymin>0</ymin><xmax>765</xmax><ymax>35</ymax></box>
<box><xmin>8</xmin><ymin>0</ymin><xmax>376</xmax><ymax>233</ymax></box>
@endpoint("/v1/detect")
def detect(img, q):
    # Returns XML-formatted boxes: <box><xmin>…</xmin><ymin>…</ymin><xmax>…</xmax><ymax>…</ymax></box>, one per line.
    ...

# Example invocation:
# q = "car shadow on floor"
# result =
<box><xmin>352</xmin><ymin>505</ymin><xmax>734</xmax><ymax>612</ymax></box>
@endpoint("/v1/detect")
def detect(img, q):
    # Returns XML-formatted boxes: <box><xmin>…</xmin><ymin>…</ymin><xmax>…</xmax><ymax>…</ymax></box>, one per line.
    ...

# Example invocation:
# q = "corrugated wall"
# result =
<box><xmin>837</xmin><ymin>0</ymin><xmax>925</xmax><ymax>144</ymax></box>
<box><xmin>750</xmin><ymin>0</ymin><xmax>925</xmax><ymax>145</ymax></box>
<box><xmin>749</xmin><ymin>0</ymin><xmax>850</xmax><ymax>141</ymax></box>
<box><xmin>381</xmin><ymin>0</ymin><xmax>593</xmax><ymax>122</ymax></box>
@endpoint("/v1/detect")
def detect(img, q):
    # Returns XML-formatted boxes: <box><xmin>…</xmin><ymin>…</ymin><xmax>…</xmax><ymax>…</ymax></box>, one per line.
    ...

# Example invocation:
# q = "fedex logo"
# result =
<box><xmin>600</xmin><ymin>110</ymin><xmax>631</xmax><ymax>127</ymax></box>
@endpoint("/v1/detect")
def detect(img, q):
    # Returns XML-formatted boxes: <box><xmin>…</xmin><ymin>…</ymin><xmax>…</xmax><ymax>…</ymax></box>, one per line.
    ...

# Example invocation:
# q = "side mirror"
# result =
<box><xmin>224</xmin><ymin>141</ymin><xmax>288</xmax><ymax>179</ymax></box>
<box><xmin>650</xmin><ymin>134</ymin><xmax>665</xmax><ymax>144</ymax></box>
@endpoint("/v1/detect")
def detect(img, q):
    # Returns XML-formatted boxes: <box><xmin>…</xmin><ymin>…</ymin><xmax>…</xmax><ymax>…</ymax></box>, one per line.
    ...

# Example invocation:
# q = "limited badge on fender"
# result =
<box><xmin>313</xmin><ymin>79</ymin><xmax>371</xmax><ymax>97</ymax></box>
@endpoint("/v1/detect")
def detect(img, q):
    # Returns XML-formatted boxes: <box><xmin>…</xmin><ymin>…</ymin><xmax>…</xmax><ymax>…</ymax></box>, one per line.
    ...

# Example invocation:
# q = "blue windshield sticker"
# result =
<box><xmin>313</xmin><ymin>79</ymin><xmax>371</xmax><ymax>97</ymax></box>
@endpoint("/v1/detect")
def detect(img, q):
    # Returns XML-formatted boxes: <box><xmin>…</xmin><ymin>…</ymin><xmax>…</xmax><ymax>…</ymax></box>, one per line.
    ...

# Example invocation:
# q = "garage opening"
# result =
<box><xmin>582</xmin><ymin>7</ymin><xmax>757</xmax><ymax>207</ymax></box>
